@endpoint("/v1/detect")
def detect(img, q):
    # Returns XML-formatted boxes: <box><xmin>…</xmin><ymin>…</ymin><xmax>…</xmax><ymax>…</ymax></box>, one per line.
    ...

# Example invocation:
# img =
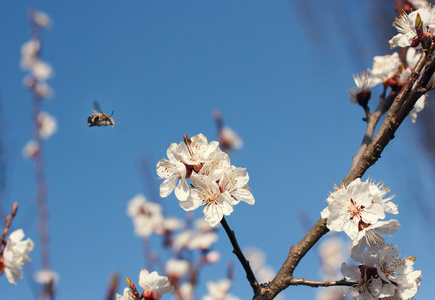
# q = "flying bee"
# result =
<box><xmin>87</xmin><ymin>101</ymin><xmax>115</xmax><ymax>130</ymax></box>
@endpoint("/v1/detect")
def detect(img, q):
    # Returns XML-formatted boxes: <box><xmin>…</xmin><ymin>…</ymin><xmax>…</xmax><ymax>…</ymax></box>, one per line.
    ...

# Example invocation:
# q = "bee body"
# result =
<box><xmin>87</xmin><ymin>101</ymin><xmax>115</xmax><ymax>130</ymax></box>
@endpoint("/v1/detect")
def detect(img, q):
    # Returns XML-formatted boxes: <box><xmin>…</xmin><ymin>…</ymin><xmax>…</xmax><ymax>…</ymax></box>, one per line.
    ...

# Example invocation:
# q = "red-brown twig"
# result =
<box><xmin>0</xmin><ymin>202</ymin><xmax>18</xmax><ymax>253</ymax></box>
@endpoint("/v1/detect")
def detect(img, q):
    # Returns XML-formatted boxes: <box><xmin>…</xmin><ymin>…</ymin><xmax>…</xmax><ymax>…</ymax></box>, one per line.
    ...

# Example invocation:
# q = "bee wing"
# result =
<box><xmin>92</xmin><ymin>100</ymin><xmax>103</xmax><ymax>113</ymax></box>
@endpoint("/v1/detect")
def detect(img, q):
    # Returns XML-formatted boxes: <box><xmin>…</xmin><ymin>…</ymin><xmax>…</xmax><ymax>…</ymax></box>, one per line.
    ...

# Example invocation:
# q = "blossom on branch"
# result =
<box><xmin>389</xmin><ymin>4</ymin><xmax>435</xmax><ymax>49</ymax></box>
<box><xmin>0</xmin><ymin>229</ymin><xmax>34</xmax><ymax>285</ymax></box>
<box><xmin>116</xmin><ymin>269</ymin><xmax>174</xmax><ymax>300</ymax></box>
<box><xmin>157</xmin><ymin>133</ymin><xmax>255</xmax><ymax>227</ymax></box>
<box><xmin>347</xmin><ymin>71</ymin><xmax>375</xmax><ymax>107</ymax></box>
<box><xmin>342</xmin><ymin>244</ymin><xmax>421</xmax><ymax>300</ymax></box>
<box><xmin>321</xmin><ymin>178</ymin><xmax>397</xmax><ymax>240</ymax></box>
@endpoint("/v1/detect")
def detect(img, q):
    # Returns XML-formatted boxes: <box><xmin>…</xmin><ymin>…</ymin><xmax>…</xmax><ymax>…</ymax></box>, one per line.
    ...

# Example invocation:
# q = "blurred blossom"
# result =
<box><xmin>371</xmin><ymin>52</ymin><xmax>401</xmax><ymax>84</ymax></box>
<box><xmin>165</xmin><ymin>258</ymin><xmax>189</xmax><ymax>280</ymax></box>
<box><xmin>31</xmin><ymin>10</ymin><xmax>52</xmax><ymax>28</ymax></box>
<box><xmin>204</xmin><ymin>251</ymin><xmax>221</xmax><ymax>264</ymax></box>
<box><xmin>1</xmin><ymin>229</ymin><xmax>34</xmax><ymax>285</ymax></box>
<box><xmin>178</xmin><ymin>282</ymin><xmax>194</xmax><ymax>300</ymax></box>
<box><xmin>195</xmin><ymin>219</ymin><xmax>215</xmax><ymax>233</ymax></box>
<box><xmin>34</xmin><ymin>81</ymin><xmax>54</xmax><ymax>99</ymax></box>
<box><xmin>202</xmin><ymin>278</ymin><xmax>240</xmax><ymax>300</ymax></box>
<box><xmin>346</xmin><ymin>72</ymin><xmax>374</xmax><ymax>106</ymax></box>
<box><xmin>172</xmin><ymin>230</ymin><xmax>194</xmax><ymax>253</ymax></box>
<box><xmin>189</xmin><ymin>232</ymin><xmax>218</xmax><ymax>250</ymax></box>
<box><xmin>20</xmin><ymin>38</ymin><xmax>40</xmax><ymax>69</ymax></box>
<box><xmin>318</xmin><ymin>235</ymin><xmax>348</xmax><ymax>276</ymax></box>
<box><xmin>409</xmin><ymin>95</ymin><xmax>427</xmax><ymax>123</ymax></box>
<box><xmin>38</xmin><ymin>112</ymin><xmax>57</xmax><ymax>139</ymax></box>
<box><xmin>31</xmin><ymin>60</ymin><xmax>53</xmax><ymax>81</ymax></box>
<box><xmin>22</xmin><ymin>140</ymin><xmax>40</xmax><ymax>159</ymax></box>
<box><xmin>34</xmin><ymin>269</ymin><xmax>59</xmax><ymax>284</ymax></box>
<box><xmin>245</xmin><ymin>247</ymin><xmax>276</xmax><ymax>283</ymax></box>
<box><xmin>127</xmin><ymin>194</ymin><xmax>164</xmax><ymax>238</ymax></box>
<box><xmin>219</xmin><ymin>126</ymin><xmax>243</xmax><ymax>151</ymax></box>
<box><xmin>155</xmin><ymin>217</ymin><xmax>183</xmax><ymax>235</ymax></box>
<box><xmin>316</xmin><ymin>288</ymin><xmax>346</xmax><ymax>300</ymax></box>
<box><xmin>406</xmin><ymin>47</ymin><xmax>421</xmax><ymax>69</ymax></box>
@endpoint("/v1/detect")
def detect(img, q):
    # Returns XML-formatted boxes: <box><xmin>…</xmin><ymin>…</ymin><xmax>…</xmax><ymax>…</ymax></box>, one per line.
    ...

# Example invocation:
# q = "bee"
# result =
<box><xmin>87</xmin><ymin>101</ymin><xmax>115</xmax><ymax>130</ymax></box>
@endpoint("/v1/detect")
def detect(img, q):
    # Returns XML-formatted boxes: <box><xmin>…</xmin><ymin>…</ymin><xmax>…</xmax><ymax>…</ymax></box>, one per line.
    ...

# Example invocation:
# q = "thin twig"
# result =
<box><xmin>220</xmin><ymin>217</ymin><xmax>259</xmax><ymax>294</ymax></box>
<box><xmin>0</xmin><ymin>202</ymin><xmax>18</xmax><ymax>252</ymax></box>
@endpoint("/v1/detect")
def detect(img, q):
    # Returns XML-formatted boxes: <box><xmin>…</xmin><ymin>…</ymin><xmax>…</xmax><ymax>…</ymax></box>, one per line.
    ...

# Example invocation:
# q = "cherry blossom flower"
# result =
<box><xmin>156</xmin><ymin>143</ymin><xmax>189</xmax><ymax>200</ymax></box>
<box><xmin>219</xmin><ymin>126</ymin><xmax>243</xmax><ymax>151</ymax></box>
<box><xmin>341</xmin><ymin>263</ymin><xmax>383</xmax><ymax>299</ymax></box>
<box><xmin>22</xmin><ymin>140</ymin><xmax>40</xmax><ymax>159</ymax></box>
<box><xmin>178</xmin><ymin>133</ymin><xmax>221</xmax><ymax>168</ymax></box>
<box><xmin>409</xmin><ymin>94</ymin><xmax>427</xmax><ymax>123</ymax></box>
<box><xmin>321</xmin><ymin>178</ymin><xmax>397</xmax><ymax>240</ymax></box>
<box><xmin>189</xmin><ymin>231</ymin><xmax>218</xmax><ymax>250</ymax></box>
<box><xmin>347</xmin><ymin>72</ymin><xmax>375</xmax><ymax>106</ymax></box>
<box><xmin>204</xmin><ymin>251</ymin><xmax>221</xmax><ymax>264</ymax></box>
<box><xmin>127</xmin><ymin>194</ymin><xmax>164</xmax><ymax>238</ymax></box>
<box><xmin>202</xmin><ymin>278</ymin><xmax>240</xmax><ymax>300</ymax></box>
<box><xmin>198</xmin><ymin>151</ymin><xmax>231</xmax><ymax>182</ymax></box>
<box><xmin>371</xmin><ymin>53</ymin><xmax>402</xmax><ymax>85</ymax></box>
<box><xmin>37</xmin><ymin>112</ymin><xmax>57</xmax><ymax>139</ymax></box>
<box><xmin>116</xmin><ymin>269</ymin><xmax>174</xmax><ymax>300</ymax></box>
<box><xmin>375</xmin><ymin>245</ymin><xmax>421</xmax><ymax>299</ymax></box>
<box><xmin>138</xmin><ymin>269</ymin><xmax>174</xmax><ymax>300</ymax></box>
<box><xmin>31</xmin><ymin>10</ymin><xmax>52</xmax><ymax>28</ymax></box>
<box><xmin>245</xmin><ymin>247</ymin><xmax>276</xmax><ymax>283</ymax></box>
<box><xmin>33</xmin><ymin>269</ymin><xmax>60</xmax><ymax>285</ymax></box>
<box><xmin>219</xmin><ymin>166</ymin><xmax>255</xmax><ymax>206</ymax></box>
<box><xmin>1</xmin><ymin>229</ymin><xmax>34</xmax><ymax>285</ymax></box>
<box><xmin>116</xmin><ymin>288</ymin><xmax>135</xmax><ymax>300</ymax></box>
<box><xmin>172</xmin><ymin>230</ymin><xmax>194</xmax><ymax>253</ymax></box>
<box><xmin>180</xmin><ymin>174</ymin><xmax>234</xmax><ymax>227</ymax></box>
<box><xmin>165</xmin><ymin>258</ymin><xmax>189</xmax><ymax>280</ymax></box>
<box><xmin>351</xmin><ymin>219</ymin><xmax>400</xmax><ymax>259</ymax></box>
<box><xmin>389</xmin><ymin>4</ymin><xmax>435</xmax><ymax>49</ymax></box>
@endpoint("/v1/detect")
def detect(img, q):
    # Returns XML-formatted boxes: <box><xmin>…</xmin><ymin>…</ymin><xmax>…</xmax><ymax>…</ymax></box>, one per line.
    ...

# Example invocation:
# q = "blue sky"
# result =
<box><xmin>0</xmin><ymin>1</ymin><xmax>433</xmax><ymax>299</ymax></box>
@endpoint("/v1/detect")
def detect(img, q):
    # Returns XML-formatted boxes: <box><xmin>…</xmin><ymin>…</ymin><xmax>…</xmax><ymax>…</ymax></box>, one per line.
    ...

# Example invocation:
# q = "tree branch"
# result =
<box><xmin>252</xmin><ymin>43</ymin><xmax>435</xmax><ymax>300</ymax></box>
<box><xmin>220</xmin><ymin>217</ymin><xmax>259</xmax><ymax>294</ymax></box>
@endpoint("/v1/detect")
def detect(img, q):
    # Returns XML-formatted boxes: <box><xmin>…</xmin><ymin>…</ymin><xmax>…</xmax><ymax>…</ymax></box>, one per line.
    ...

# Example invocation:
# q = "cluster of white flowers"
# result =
<box><xmin>116</xmin><ymin>269</ymin><xmax>174</xmax><ymax>300</ymax></box>
<box><xmin>202</xmin><ymin>278</ymin><xmax>240</xmax><ymax>300</ymax></box>
<box><xmin>20</xmin><ymin>11</ymin><xmax>54</xmax><ymax>99</ymax></box>
<box><xmin>0</xmin><ymin>229</ymin><xmax>34</xmax><ymax>285</ymax></box>
<box><xmin>21</xmin><ymin>10</ymin><xmax>58</xmax><ymax>159</ymax></box>
<box><xmin>156</xmin><ymin>133</ymin><xmax>255</xmax><ymax>227</ymax></box>
<box><xmin>321</xmin><ymin>178</ymin><xmax>421</xmax><ymax>299</ymax></box>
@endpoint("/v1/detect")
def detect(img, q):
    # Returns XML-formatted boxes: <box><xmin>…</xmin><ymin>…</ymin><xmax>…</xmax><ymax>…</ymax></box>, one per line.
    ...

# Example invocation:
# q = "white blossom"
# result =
<box><xmin>202</xmin><ymin>278</ymin><xmax>240</xmax><ymax>300</ymax></box>
<box><xmin>137</xmin><ymin>269</ymin><xmax>174</xmax><ymax>300</ymax></box>
<box><xmin>371</xmin><ymin>53</ymin><xmax>402</xmax><ymax>84</ymax></box>
<box><xmin>346</xmin><ymin>72</ymin><xmax>375</xmax><ymax>104</ymax></box>
<box><xmin>127</xmin><ymin>194</ymin><xmax>163</xmax><ymax>238</ymax></box>
<box><xmin>156</xmin><ymin>143</ymin><xmax>189</xmax><ymax>200</ymax></box>
<box><xmin>165</xmin><ymin>258</ymin><xmax>189</xmax><ymax>280</ymax></box>
<box><xmin>321</xmin><ymin>178</ymin><xmax>397</xmax><ymax>240</ymax></box>
<box><xmin>219</xmin><ymin>126</ymin><xmax>243</xmax><ymax>151</ymax></box>
<box><xmin>409</xmin><ymin>94</ymin><xmax>427</xmax><ymax>123</ymax></box>
<box><xmin>22</xmin><ymin>140</ymin><xmax>39</xmax><ymax>159</ymax></box>
<box><xmin>351</xmin><ymin>219</ymin><xmax>400</xmax><ymax>260</ymax></box>
<box><xmin>178</xmin><ymin>133</ymin><xmax>221</xmax><ymax>166</ymax></box>
<box><xmin>2</xmin><ymin>229</ymin><xmax>34</xmax><ymax>285</ymax></box>
<box><xmin>219</xmin><ymin>166</ymin><xmax>255</xmax><ymax>206</ymax></box>
<box><xmin>389</xmin><ymin>5</ymin><xmax>435</xmax><ymax>48</ymax></box>
<box><xmin>115</xmin><ymin>288</ymin><xmax>135</xmax><ymax>300</ymax></box>
<box><xmin>33</xmin><ymin>269</ymin><xmax>60</xmax><ymax>285</ymax></box>
<box><xmin>38</xmin><ymin>112</ymin><xmax>57</xmax><ymax>139</ymax></box>
<box><xmin>31</xmin><ymin>10</ymin><xmax>52</xmax><ymax>28</ymax></box>
<box><xmin>180</xmin><ymin>174</ymin><xmax>234</xmax><ymax>227</ymax></box>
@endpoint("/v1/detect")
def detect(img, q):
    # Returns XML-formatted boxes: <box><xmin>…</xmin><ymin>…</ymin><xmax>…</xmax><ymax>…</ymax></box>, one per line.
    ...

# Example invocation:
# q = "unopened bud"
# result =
<box><xmin>183</xmin><ymin>134</ymin><xmax>191</xmax><ymax>146</ymax></box>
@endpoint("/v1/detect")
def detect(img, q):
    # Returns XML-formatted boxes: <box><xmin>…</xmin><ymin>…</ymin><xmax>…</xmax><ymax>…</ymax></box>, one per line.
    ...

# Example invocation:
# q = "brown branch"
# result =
<box><xmin>252</xmin><ymin>42</ymin><xmax>435</xmax><ymax>300</ymax></box>
<box><xmin>220</xmin><ymin>217</ymin><xmax>259</xmax><ymax>294</ymax></box>
<box><xmin>288</xmin><ymin>278</ymin><xmax>355</xmax><ymax>288</ymax></box>
<box><xmin>0</xmin><ymin>202</ymin><xmax>18</xmax><ymax>253</ymax></box>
